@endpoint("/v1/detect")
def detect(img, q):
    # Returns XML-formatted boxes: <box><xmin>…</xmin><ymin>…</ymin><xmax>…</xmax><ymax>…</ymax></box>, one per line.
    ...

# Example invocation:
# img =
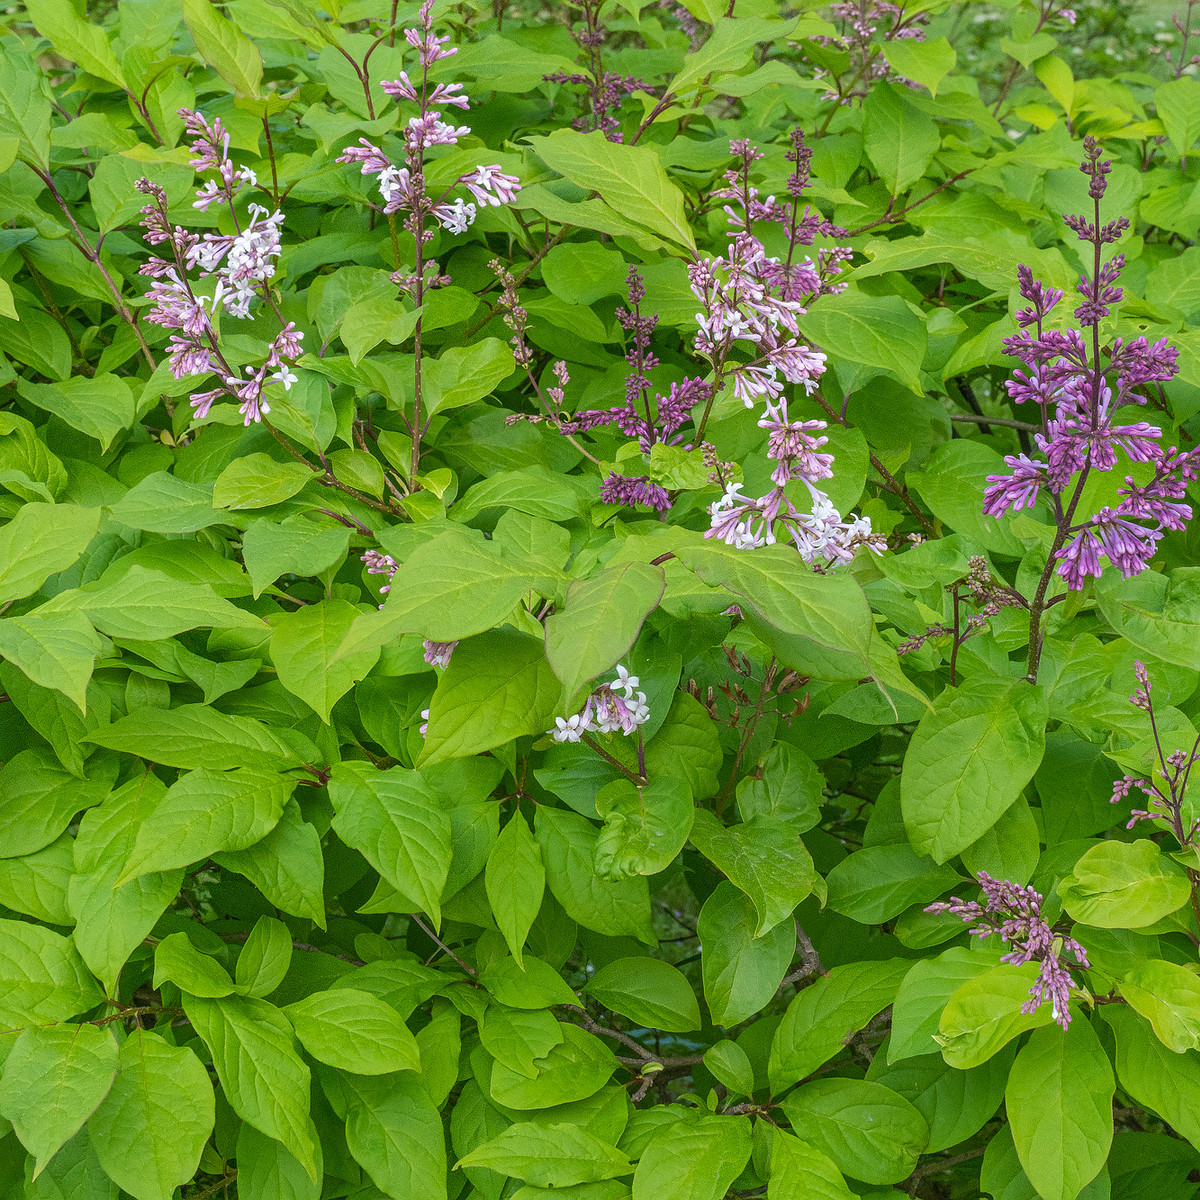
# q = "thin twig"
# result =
<box><xmin>950</xmin><ymin>413</ymin><xmax>1038</xmax><ymax>431</ymax></box>
<box><xmin>410</xmin><ymin>914</ymin><xmax>478</xmax><ymax>977</ymax></box>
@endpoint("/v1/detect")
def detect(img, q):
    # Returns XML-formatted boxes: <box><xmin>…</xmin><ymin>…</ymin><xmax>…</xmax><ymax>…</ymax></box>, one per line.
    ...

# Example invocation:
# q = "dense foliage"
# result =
<box><xmin>8</xmin><ymin>0</ymin><xmax>1200</xmax><ymax>1197</ymax></box>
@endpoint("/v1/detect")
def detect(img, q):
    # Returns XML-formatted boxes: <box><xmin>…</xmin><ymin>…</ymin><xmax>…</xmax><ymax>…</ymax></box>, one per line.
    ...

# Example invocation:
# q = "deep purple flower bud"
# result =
<box><xmin>600</xmin><ymin>473</ymin><xmax>671</xmax><ymax>511</ymax></box>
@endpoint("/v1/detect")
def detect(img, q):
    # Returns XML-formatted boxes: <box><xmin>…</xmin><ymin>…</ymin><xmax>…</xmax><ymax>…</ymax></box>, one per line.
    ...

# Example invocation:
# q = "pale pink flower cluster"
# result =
<box><xmin>136</xmin><ymin>175</ymin><xmax>301</xmax><ymax>426</ymax></box>
<box><xmin>336</xmin><ymin>2</ymin><xmax>520</xmax><ymax>252</ymax></box>
<box><xmin>689</xmin><ymin>240</ymin><xmax>828</xmax><ymax>408</ymax></box>
<box><xmin>551</xmin><ymin>665</ymin><xmax>649</xmax><ymax>742</ymax></box>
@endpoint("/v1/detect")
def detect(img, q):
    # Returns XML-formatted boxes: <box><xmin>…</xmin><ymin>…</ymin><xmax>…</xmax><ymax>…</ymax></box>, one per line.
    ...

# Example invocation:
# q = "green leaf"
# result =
<box><xmin>908</xmin><ymin>440</ymin><xmax>1033</xmax><ymax>557</ymax></box>
<box><xmin>88</xmin><ymin>155</ymin><xmax>192</xmax><ymax>233</ymax></box>
<box><xmin>107</xmin><ymin>472</ymin><xmax>225</xmax><ymax>534</ymax></box>
<box><xmin>0</xmin><ymin>37</ymin><xmax>53</xmax><ymax>166</ymax></box>
<box><xmin>118</xmin><ymin>767</ymin><xmax>294</xmax><ymax>883</ymax></box>
<box><xmin>697</xmin><ymin>882</ymin><xmax>795</xmax><ymax>1027</ymax></box>
<box><xmin>214</xmin><ymin>799</ymin><xmax>326</xmax><ymax>926</ymax></box>
<box><xmin>672</xmin><ymin>540</ymin><xmax>875</xmax><ymax>669</ymax></box>
<box><xmin>0</xmin><ymin>502</ymin><xmax>100</xmax><ymax>606</ymax></box>
<box><xmin>337</xmin><ymin>527</ymin><xmax>559</xmax><ymax>656</ymax></box>
<box><xmin>1058</xmin><ymin>839</ymin><xmax>1191</xmax><ymax>929</ymax></box>
<box><xmin>241</xmin><ymin>517</ymin><xmax>350</xmax><ymax>599</ymax></box>
<box><xmin>271</xmin><ymin>598</ymin><xmax>380</xmax><ymax>722</ymax></box>
<box><xmin>487</xmin><ymin>1022</ymin><xmax>618</xmax><ymax>1111</ymax></box>
<box><xmin>688</xmin><ymin>810</ymin><xmax>822</xmax><ymax>937</ymax></box>
<box><xmin>236</xmin><ymin>916</ymin><xmax>293</xmax><ymax>999</ymax></box>
<box><xmin>235</xmin><ymin>1122</ymin><xmax>322</xmax><ymax>1200</ymax></box>
<box><xmin>15</xmin><ymin>376</ymin><xmax>134</xmax><ymax>452</ymax></box>
<box><xmin>1096</xmin><ymin>568</ymin><xmax>1200</xmax><ymax>670</ymax></box>
<box><xmin>0</xmin><ymin>919</ymin><xmax>102</xmax><ymax>1027</ymax></box>
<box><xmin>329</xmin><ymin>761</ymin><xmax>452</xmax><ymax>926</ymax></box>
<box><xmin>212</xmin><ymin>453</ymin><xmax>314</xmax><ymax>510</ymax></box>
<box><xmin>545</xmin><ymin>563</ymin><xmax>664</xmax><ymax>700</ymax></box>
<box><xmin>889</xmin><ymin>945</ymin><xmax>1005</xmax><ymax>1063</ymax></box>
<box><xmin>1120</xmin><ymin>959</ymin><xmax>1200</xmax><ymax>1051</ymax></box>
<box><xmin>862</xmin><ymin>83</ymin><xmax>940</xmax><ymax>195</ymax></box>
<box><xmin>769</xmin><ymin>960</ymin><xmax>912</xmax><ymax>1092</ymax></box>
<box><xmin>23</xmin><ymin>1128</ymin><xmax>116</xmax><ymax>1199</ymax></box>
<box><xmin>535</xmin><ymin>807</ymin><xmax>655</xmax><ymax>944</ymax></box>
<box><xmin>184</xmin><ymin>994</ymin><xmax>317</xmax><ymax>1180</ymax></box>
<box><xmin>153</xmin><ymin>931</ymin><xmax>236</xmax><ymax>998</ymax></box>
<box><xmin>481</xmin><ymin>955</ymin><xmax>580</xmax><ymax>1010</ymax></box>
<box><xmin>452</xmin><ymin>467</ymin><xmax>591</xmax><ymax>525</ymax></box>
<box><xmin>825</xmin><ymin>844</ymin><xmax>960</xmax><ymax>925</ymax></box>
<box><xmin>85</xmin><ymin>704</ymin><xmax>310</xmax><ymax>770</ymax></box>
<box><xmin>735</xmin><ymin>743</ymin><xmax>824</xmax><ymax>832</ymax></box>
<box><xmin>285</xmin><ymin>987</ymin><xmax>421</xmax><ymax>1074</ymax></box>
<box><xmin>594</xmin><ymin>777</ymin><xmax>694</xmax><ymax>881</ymax></box>
<box><xmin>70</xmin><ymin>772</ymin><xmax>183</xmax><ymax>990</ymax></box>
<box><xmin>667</xmin><ymin>16</ymin><xmax>787</xmax><ymax>96</ymax></box>
<box><xmin>1102</xmin><ymin>1004</ymin><xmax>1200</xmax><ymax>1152</ymax></box>
<box><xmin>339</xmin><ymin>1072</ymin><xmax>447</xmax><ymax>1200</ymax></box>
<box><xmin>937</xmin><ymin>962</ymin><xmax>1056</xmax><ymax>1069</ymax></box>
<box><xmin>25</xmin><ymin>0</ymin><xmax>126</xmax><ymax>88</ymax></box>
<box><xmin>420</xmin><ymin>631</ymin><xmax>564</xmax><ymax>767</ymax></box>
<box><xmin>767</xmin><ymin>1130</ymin><xmax>855</xmax><ymax>1200</ymax></box>
<box><xmin>703</xmin><ymin>1041</ymin><xmax>755</xmax><ymax>1098</ymax></box>
<box><xmin>0</xmin><ymin>833</ymin><xmax>73</xmax><ymax>925</ymax></box>
<box><xmin>880</xmin><ymin>37</ymin><xmax>956</xmax><ymax>96</ymax></box>
<box><xmin>1006</xmin><ymin>1019</ymin><xmax>1114</xmax><ymax>1200</ymax></box>
<box><xmin>778</xmin><ymin>1080</ymin><xmax>928</xmax><ymax>1185</ymax></box>
<box><xmin>478</xmin><ymin>1005</ymin><xmax>564</xmax><ymax>1079</ymax></box>
<box><xmin>630</xmin><ymin>1115</ymin><xmax>752</xmax><ymax>1200</ymax></box>
<box><xmin>181</xmin><ymin>0</ymin><xmax>262</xmax><ymax>95</ymax></box>
<box><xmin>530</xmin><ymin>129</ymin><xmax>696</xmax><ymax>254</ymax></box>
<box><xmin>341</xmin><ymin>297</ymin><xmax>419</xmax><ymax>365</ymax></box>
<box><xmin>585</xmin><ymin>958</ymin><xmax>701</xmax><ymax>1033</ymax></box>
<box><xmin>486</xmin><ymin>813</ymin><xmax>545</xmax><ymax>967</ymax></box>
<box><xmin>901</xmin><ymin>678</ymin><xmax>1048</xmax><ymax>864</ymax></box>
<box><xmin>0</xmin><ymin>611</ymin><xmax>104</xmax><ymax>713</ymax></box>
<box><xmin>86</xmin><ymin>1030</ymin><xmax>214</xmax><ymax>1200</ymax></box>
<box><xmin>423</xmin><ymin>338</ymin><xmax>516</xmax><ymax>418</ymax></box>
<box><xmin>642</xmin><ymin>693</ymin><xmax>723</xmax><ymax>802</ymax></box>
<box><xmin>1156</xmin><ymin>78</ymin><xmax>1200</xmax><ymax>158</ymax></box>
<box><xmin>0</xmin><ymin>1024</ymin><xmax>118</xmax><ymax>1177</ymax></box>
<box><xmin>38</xmin><ymin>565</ymin><xmax>264</xmax><ymax>640</ymax></box>
<box><xmin>458</xmin><ymin>1122</ymin><xmax>632</xmax><ymax>1187</ymax></box>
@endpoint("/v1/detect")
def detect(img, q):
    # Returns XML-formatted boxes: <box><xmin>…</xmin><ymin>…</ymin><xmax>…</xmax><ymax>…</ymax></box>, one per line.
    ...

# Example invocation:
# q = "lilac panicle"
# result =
<box><xmin>697</xmin><ymin>134</ymin><xmax>879</xmax><ymax>568</ymax></box>
<box><xmin>984</xmin><ymin>136</ymin><xmax>1192</xmax><ymax>589</ymax></box>
<box><xmin>335</xmin><ymin>0</ymin><xmax>520</xmax><ymax>289</ymax></box>
<box><xmin>136</xmin><ymin>130</ymin><xmax>300</xmax><ymax>427</ymax></box>
<box><xmin>927</xmin><ymin>873</ymin><xmax>1089</xmax><ymax>1028</ymax></box>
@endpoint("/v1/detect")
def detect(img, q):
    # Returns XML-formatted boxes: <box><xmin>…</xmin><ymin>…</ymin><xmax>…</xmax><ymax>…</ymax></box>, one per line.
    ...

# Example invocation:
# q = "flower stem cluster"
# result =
<box><xmin>551</xmin><ymin>665</ymin><xmax>650</xmax><ymax>742</ymax></box>
<box><xmin>985</xmin><ymin>138</ymin><xmax>1188</xmax><ymax>593</ymax></box>
<box><xmin>543</xmin><ymin>0</ymin><xmax>644</xmax><ymax>141</ymax></box>
<box><xmin>135</xmin><ymin>120</ymin><xmax>301</xmax><ymax>426</ymax></box>
<box><xmin>1112</xmin><ymin>661</ymin><xmax>1200</xmax><ymax>844</ymax></box>
<box><xmin>698</xmin><ymin>135</ymin><xmax>877</xmax><ymax>566</ymax></box>
<box><xmin>927</xmin><ymin>873</ymin><xmax>1090</xmax><ymax>1028</ymax></box>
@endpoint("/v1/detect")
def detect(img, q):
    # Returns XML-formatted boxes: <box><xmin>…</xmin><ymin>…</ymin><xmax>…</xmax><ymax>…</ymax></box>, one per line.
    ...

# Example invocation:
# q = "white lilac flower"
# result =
<box><xmin>435</xmin><ymin>197</ymin><xmax>476</xmax><ymax>234</ymax></box>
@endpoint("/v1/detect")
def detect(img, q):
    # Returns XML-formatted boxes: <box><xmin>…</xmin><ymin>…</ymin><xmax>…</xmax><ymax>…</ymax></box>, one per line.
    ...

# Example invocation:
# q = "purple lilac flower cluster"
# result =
<box><xmin>1111</xmin><ymin>662</ymin><xmax>1200</xmax><ymax>842</ymax></box>
<box><xmin>697</xmin><ymin>136</ymin><xmax>878</xmax><ymax>566</ymax></box>
<box><xmin>927</xmin><ymin>873</ymin><xmax>1090</xmax><ymax>1029</ymax></box>
<box><xmin>814</xmin><ymin>0</ymin><xmax>927</xmax><ymax>102</ymax></box>
<box><xmin>337</xmin><ymin>1</ymin><xmax>520</xmax><ymax>291</ymax></box>
<box><xmin>983</xmin><ymin>137</ymin><xmax>1192</xmax><ymax>590</ymax></box>
<box><xmin>543</xmin><ymin>0</ymin><xmax>644</xmax><ymax>142</ymax></box>
<box><xmin>551</xmin><ymin>664</ymin><xmax>649</xmax><ymax>742</ymax></box>
<box><xmin>136</xmin><ymin>111</ymin><xmax>301</xmax><ymax>425</ymax></box>
<box><xmin>561</xmin><ymin>266</ymin><xmax>711</xmax><ymax>511</ymax></box>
